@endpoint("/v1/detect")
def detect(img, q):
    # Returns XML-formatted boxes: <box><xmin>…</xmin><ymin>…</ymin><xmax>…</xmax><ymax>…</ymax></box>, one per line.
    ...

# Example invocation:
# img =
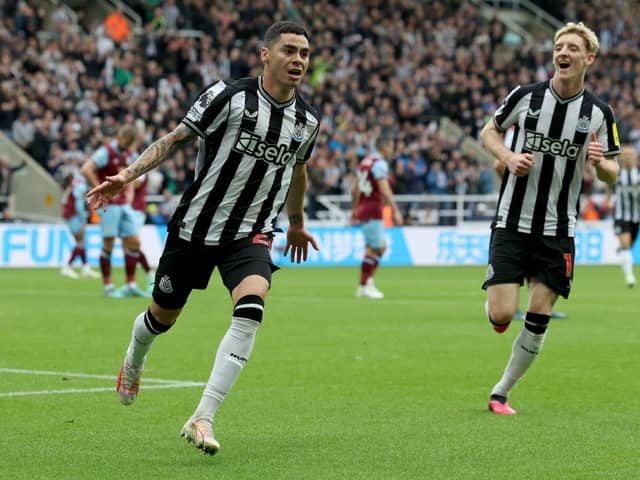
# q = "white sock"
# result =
<box><xmin>491</xmin><ymin>327</ymin><xmax>546</xmax><ymax>398</ymax></box>
<box><xmin>125</xmin><ymin>311</ymin><xmax>163</xmax><ymax>369</ymax></box>
<box><xmin>194</xmin><ymin>316</ymin><xmax>260</xmax><ymax>419</ymax></box>
<box><xmin>620</xmin><ymin>248</ymin><xmax>634</xmax><ymax>279</ymax></box>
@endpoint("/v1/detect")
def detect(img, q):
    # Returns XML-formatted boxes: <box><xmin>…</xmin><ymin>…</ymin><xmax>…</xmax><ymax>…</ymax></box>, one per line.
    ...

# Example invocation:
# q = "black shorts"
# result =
<box><xmin>482</xmin><ymin>228</ymin><xmax>575</xmax><ymax>299</ymax></box>
<box><xmin>614</xmin><ymin>220</ymin><xmax>639</xmax><ymax>244</ymax></box>
<box><xmin>152</xmin><ymin>231</ymin><xmax>280</xmax><ymax>309</ymax></box>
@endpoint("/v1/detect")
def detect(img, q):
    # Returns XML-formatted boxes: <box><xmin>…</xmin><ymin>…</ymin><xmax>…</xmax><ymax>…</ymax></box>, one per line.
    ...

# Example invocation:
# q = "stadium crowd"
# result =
<box><xmin>1</xmin><ymin>0</ymin><xmax>638</xmax><ymax>222</ymax></box>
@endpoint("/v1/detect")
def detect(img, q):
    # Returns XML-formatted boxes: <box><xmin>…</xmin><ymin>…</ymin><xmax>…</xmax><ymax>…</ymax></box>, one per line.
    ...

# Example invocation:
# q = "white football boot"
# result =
<box><xmin>60</xmin><ymin>265</ymin><xmax>79</xmax><ymax>279</ymax></box>
<box><xmin>81</xmin><ymin>264</ymin><xmax>101</xmax><ymax>278</ymax></box>
<box><xmin>181</xmin><ymin>417</ymin><xmax>220</xmax><ymax>455</ymax></box>
<box><xmin>356</xmin><ymin>278</ymin><xmax>384</xmax><ymax>299</ymax></box>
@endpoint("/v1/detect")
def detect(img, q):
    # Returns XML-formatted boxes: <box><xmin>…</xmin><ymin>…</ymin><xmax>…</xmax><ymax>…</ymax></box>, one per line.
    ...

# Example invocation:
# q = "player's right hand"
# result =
<box><xmin>392</xmin><ymin>208</ymin><xmax>404</xmax><ymax>226</ymax></box>
<box><xmin>284</xmin><ymin>225</ymin><xmax>319</xmax><ymax>264</ymax></box>
<box><xmin>506</xmin><ymin>153</ymin><xmax>535</xmax><ymax>176</ymax></box>
<box><xmin>86</xmin><ymin>173</ymin><xmax>127</xmax><ymax>210</ymax></box>
<box><xmin>587</xmin><ymin>132</ymin><xmax>604</xmax><ymax>167</ymax></box>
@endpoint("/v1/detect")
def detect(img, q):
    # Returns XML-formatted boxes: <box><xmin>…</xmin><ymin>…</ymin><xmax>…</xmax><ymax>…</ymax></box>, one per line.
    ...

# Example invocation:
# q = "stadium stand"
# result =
<box><xmin>0</xmin><ymin>0</ymin><xmax>637</xmax><ymax>223</ymax></box>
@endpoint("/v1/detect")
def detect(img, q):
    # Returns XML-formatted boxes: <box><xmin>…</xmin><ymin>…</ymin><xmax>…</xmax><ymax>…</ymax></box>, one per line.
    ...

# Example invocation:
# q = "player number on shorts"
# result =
<box><xmin>564</xmin><ymin>253</ymin><xmax>572</xmax><ymax>277</ymax></box>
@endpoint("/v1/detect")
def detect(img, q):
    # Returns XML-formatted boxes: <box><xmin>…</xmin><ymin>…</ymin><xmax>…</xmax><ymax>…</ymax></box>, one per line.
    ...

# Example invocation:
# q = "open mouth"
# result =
<box><xmin>558</xmin><ymin>61</ymin><xmax>570</xmax><ymax>70</ymax></box>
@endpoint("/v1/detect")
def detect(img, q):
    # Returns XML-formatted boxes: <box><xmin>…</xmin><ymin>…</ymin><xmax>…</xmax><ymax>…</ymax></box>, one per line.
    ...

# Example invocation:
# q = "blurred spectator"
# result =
<box><xmin>392</xmin><ymin>157</ymin><xmax>410</xmax><ymax>195</ymax></box>
<box><xmin>51</xmin><ymin>3</ymin><xmax>74</xmax><ymax>35</ymax></box>
<box><xmin>11</xmin><ymin>110</ymin><xmax>35</xmax><ymax>149</ymax></box>
<box><xmin>163</xmin><ymin>0</ymin><xmax>180</xmax><ymax>30</ymax></box>
<box><xmin>0</xmin><ymin>81</ymin><xmax>17</xmax><ymax>134</ymax></box>
<box><xmin>149</xmin><ymin>6</ymin><xmax>167</xmax><ymax>33</ymax></box>
<box><xmin>1</xmin><ymin>0</ymin><xmax>637</xmax><ymax>225</ymax></box>
<box><xmin>149</xmin><ymin>187</ymin><xmax>179</xmax><ymax>225</ymax></box>
<box><xmin>477</xmin><ymin>165</ymin><xmax>495</xmax><ymax>194</ymax></box>
<box><xmin>426</xmin><ymin>161</ymin><xmax>448</xmax><ymax>195</ymax></box>
<box><xmin>58</xmin><ymin>141</ymin><xmax>84</xmax><ymax>183</ymax></box>
<box><xmin>27</xmin><ymin>119</ymin><xmax>51</xmax><ymax>167</ymax></box>
<box><xmin>104</xmin><ymin>8</ymin><xmax>130</xmax><ymax>45</ymax></box>
<box><xmin>404</xmin><ymin>149</ymin><xmax>428</xmax><ymax>193</ymax></box>
<box><xmin>323</xmin><ymin>155</ymin><xmax>342</xmax><ymax>195</ymax></box>
<box><xmin>0</xmin><ymin>154</ymin><xmax>26</xmax><ymax>220</ymax></box>
<box><xmin>13</xmin><ymin>1</ymin><xmax>44</xmax><ymax>39</ymax></box>
<box><xmin>76</xmin><ymin>90</ymin><xmax>100</xmax><ymax>124</ymax></box>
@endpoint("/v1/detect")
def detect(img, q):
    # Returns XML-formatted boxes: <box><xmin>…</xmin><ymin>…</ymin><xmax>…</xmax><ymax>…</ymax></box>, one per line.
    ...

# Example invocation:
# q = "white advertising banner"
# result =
<box><xmin>0</xmin><ymin>221</ymin><xmax>636</xmax><ymax>268</ymax></box>
<box><xmin>0</xmin><ymin>224</ymin><xmax>166</xmax><ymax>268</ymax></box>
<box><xmin>402</xmin><ymin>222</ymin><xmax>628</xmax><ymax>266</ymax></box>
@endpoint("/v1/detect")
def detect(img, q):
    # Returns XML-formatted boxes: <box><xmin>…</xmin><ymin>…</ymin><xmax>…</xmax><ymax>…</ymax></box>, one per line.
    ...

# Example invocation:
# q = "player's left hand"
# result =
<box><xmin>284</xmin><ymin>226</ymin><xmax>319</xmax><ymax>263</ymax></box>
<box><xmin>588</xmin><ymin>132</ymin><xmax>604</xmax><ymax>167</ymax></box>
<box><xmin>86</xmin><ymin>173</ymin><xmax>128</xmax><ymax>210</ymax></box>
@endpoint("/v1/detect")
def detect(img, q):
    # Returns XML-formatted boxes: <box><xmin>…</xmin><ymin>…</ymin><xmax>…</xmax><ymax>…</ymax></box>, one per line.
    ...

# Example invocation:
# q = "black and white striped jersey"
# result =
<box><xmin>492</xmin><ymin>79</ymin><xmax>621</xmax><ymax>237</ymax></box>
<box><xmin>170</xmin><ymin>75</ymin><xmax>320</xmax><ymax>245</ymax></box>
<box><xmin>613</xmin><ymin>167</ymin><xmax>640</xmax><ymax>223</ymax></box>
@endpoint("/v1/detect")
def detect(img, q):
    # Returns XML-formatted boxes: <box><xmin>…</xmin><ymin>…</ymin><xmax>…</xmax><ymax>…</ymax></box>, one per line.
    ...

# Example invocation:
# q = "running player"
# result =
<box><xmin>479</xmin><ymin>22</ymin><xmax>620</xmax><ymax>415</ymax></box>
<box><xmin>87</xmin><ymin>21</ymin><xmax>320</xmax><ymax>454</ymax></box>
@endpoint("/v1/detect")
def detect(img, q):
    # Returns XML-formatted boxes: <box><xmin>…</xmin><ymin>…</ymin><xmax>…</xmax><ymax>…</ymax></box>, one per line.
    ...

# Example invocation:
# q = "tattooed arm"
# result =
<box><xmin>286</xmin><ymin>163</ymin><xmax>308</xmax><ymax>229</ymax></box>
<box><xmin>86</xmin><ymin>123</ymin><xmax>196</xmax><ymax>209</ymax></box>
<box><xmin>283</xmin><ymin>164</ymin><xmax>319</xmax><ymax>263</ymax></box>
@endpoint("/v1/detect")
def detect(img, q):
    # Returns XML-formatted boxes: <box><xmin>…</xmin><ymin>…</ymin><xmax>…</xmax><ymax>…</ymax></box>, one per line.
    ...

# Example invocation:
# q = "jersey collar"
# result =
<box><xmin>110</xmin><ymin>139</ymin><xmax>124</xmax><ymax>154</ymax></box>
<box><xmin>549</xmin><ymin>79</ymin><xmax>585</xmax><ymax>104</ymax></box>
<box><xmin>258</xmin><ymin>75</ymin><xmax>295</xmax><ymax>109</ymax></box>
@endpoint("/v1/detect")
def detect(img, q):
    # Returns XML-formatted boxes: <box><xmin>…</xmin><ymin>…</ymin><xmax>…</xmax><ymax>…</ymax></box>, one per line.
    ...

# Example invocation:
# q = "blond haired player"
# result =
<box><xmin>479</xmin><ymin>22</ymin><xmax>620</xmax><ymax>414</ymax></box>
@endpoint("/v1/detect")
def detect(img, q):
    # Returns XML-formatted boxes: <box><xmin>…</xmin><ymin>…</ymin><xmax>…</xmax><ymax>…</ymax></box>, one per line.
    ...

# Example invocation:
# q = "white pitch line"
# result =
<box><xmin>0</xmin><ymin>368</ymin><xmax>205</xmax><ymax>398</ymax></box>
<box><xmin>0</xmin><ymin>383</ymin><xmax>205</xmax><ymax>398</ymax></box>
<box><xmin>0</xmin><ymin>367</ymin><xmax>195</xmax><ymax>385</ymax></box>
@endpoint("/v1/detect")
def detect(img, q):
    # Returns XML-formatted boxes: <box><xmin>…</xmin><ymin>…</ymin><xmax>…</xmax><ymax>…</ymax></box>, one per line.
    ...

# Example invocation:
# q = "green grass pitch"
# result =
<box><xmin>1</xmin><ymin>266</ymin><xmax>638</xmax><ymax>479</ymax></box>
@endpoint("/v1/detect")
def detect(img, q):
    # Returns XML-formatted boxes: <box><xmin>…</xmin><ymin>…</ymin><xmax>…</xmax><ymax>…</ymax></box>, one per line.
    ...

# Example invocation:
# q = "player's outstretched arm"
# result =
<box><xmin>284</xmin><ymin>164</ymin><xmax>319</xmax><ymax>263</ymax></box>
<box><xmin>87</xmin><ymin>123</ymin><xmax>196</xmax><ymax>209</ymax></box>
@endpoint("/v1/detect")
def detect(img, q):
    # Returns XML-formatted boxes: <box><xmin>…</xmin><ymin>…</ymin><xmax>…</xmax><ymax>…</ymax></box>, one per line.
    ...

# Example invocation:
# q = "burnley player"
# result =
<box><xmin>60</xmin><ymin>173</ymin><xmax>101</xmax><ymax>279</ymax></box>
<box><xmin>81</xmin><ymin>125</ymin><xmax>148</xmax><ymax>298</ymax></box>
<box><xmin>126</xmin><ymin>173</ymin><xmax>155</xmax><ymax>295</ymax></box>
<box><xmin>351</xmin><ymin>135</ymin><xmax>403</xmax><ymax>299</ymax></box>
